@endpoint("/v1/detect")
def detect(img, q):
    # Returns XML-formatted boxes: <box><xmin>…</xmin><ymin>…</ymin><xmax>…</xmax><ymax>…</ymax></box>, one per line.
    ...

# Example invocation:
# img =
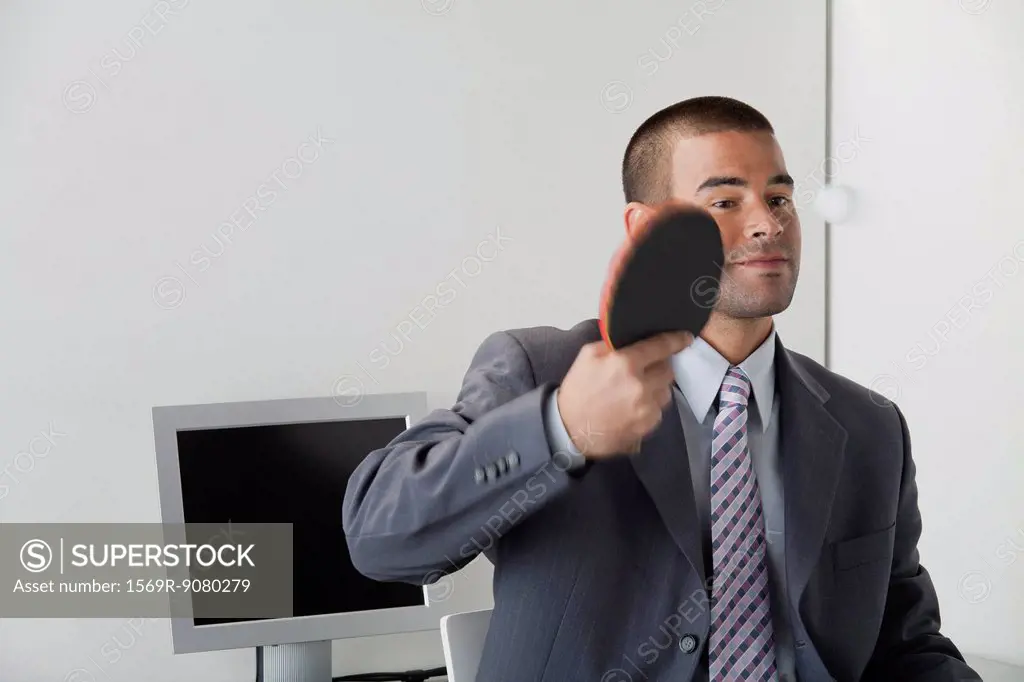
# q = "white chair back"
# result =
<box><xmin>440</xmin><ymin>608</ymin><xmax>493</xmax><ymax>682</ymax></box>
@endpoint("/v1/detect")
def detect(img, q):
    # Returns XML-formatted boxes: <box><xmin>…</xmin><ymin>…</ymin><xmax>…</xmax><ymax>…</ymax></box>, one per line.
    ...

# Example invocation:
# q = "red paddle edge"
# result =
<box><xmin>598</xmin><ymin>210</ymin><xmax>662</xmax><ymax>349</ymax></box>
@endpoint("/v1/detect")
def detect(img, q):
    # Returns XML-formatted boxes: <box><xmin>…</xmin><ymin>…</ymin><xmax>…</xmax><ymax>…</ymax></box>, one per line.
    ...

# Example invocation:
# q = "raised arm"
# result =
<box><xmin>342</xmin><ymin>330</ymin><xmax>576</xmax><ymax>584</ymax></box>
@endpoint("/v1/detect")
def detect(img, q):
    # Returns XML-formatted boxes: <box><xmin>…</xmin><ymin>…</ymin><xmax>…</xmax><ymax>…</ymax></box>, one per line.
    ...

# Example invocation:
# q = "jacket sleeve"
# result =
<box><xmin>861</xmin><ymin>403</ymin><xmax>982</xmax><ymax>681</ymax></box>
<box><xmin>342</xmin><ymin>330</ymin><xmax>578</xmax><ymax>584</ymax></box>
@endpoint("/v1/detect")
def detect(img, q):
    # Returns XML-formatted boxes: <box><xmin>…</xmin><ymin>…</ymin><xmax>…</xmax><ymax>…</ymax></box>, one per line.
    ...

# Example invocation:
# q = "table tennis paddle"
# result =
<box><xmin>599</xmin><ymin>205</ymin><xmax>725</xmax><ymax>349</ymax></box>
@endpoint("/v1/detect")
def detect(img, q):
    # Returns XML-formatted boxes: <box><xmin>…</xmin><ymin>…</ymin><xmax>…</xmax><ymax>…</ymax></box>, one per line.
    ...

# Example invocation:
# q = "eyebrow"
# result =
<box><xmin>696</xmin><ymin>173</ymin><xmax>795</xmax><ymax>193</ymax></box>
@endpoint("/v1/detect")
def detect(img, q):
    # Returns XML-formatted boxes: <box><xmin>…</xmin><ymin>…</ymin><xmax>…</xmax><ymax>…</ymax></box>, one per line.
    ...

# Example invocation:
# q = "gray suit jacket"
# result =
<box><xmin>343</xmin><ymin>319</ymin><xmax>981</xmax><ymax>682</ymax></box>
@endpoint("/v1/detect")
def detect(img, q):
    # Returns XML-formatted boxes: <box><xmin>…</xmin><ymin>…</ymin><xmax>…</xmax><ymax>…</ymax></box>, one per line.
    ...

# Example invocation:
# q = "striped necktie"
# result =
<box><xmin>709</xmin><ymin>366</ymin><xmax>778</xmax><ymax>681</ymax></box>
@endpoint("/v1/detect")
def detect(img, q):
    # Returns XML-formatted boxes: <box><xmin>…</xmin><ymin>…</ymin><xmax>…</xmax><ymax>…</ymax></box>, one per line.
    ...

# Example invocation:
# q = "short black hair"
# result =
<box><xmin>621</xmin><ymin>96</ymin><xmax>775</xmax><ymax>205</ymax></box>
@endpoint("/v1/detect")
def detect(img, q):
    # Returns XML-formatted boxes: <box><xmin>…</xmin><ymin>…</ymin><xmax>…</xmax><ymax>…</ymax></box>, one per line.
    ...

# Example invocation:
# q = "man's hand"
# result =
<box><xmin>557</xmin><ymin>331</ymin><xmax>693</xmax><ymax>458</ymax></box>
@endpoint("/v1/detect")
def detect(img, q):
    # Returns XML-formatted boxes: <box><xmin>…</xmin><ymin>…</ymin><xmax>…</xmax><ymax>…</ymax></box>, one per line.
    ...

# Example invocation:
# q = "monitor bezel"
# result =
<box><xmin>152</xmin><ymin>391</ymin><xmax>455</xmax><ymax>654</ymax></box>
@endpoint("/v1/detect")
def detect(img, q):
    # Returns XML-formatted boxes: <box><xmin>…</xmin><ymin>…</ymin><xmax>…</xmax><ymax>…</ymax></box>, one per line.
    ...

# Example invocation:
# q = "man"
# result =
<box><xmin>343</xmin><ymin>96</ymin><xmax>981</xmax><ymax>681</ymax></box>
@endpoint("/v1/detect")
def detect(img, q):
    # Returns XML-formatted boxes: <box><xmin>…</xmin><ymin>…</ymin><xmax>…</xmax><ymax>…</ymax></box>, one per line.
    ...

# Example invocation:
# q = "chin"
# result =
<box><xmin>730</xmin><ymin>306</ymin><xmax>790</xmax><ymax>319</ymax></box>
<box><xmin>724</xmin><ymin>292</ymin><xmax>794</xmax><ymax>317</ymax></box>
<box><xmin>717</xmin><ymin>292</ymin><xmax>795</xmax><ymax>319</ymax></box>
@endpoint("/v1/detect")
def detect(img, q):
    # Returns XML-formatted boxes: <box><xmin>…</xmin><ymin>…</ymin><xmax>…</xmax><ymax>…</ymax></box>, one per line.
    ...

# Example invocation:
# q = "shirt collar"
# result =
<box><xmin>671</xmin><ymin>328</ymin><xmax>777</xmax><ymax>430</ymax></box>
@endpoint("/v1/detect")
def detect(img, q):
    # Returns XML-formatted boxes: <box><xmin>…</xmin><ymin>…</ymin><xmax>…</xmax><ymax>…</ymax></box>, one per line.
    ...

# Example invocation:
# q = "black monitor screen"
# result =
<box><xmin>175</xmin><ymin>417</ymin><xmax>425</xmax><ymax>626</ymax></box>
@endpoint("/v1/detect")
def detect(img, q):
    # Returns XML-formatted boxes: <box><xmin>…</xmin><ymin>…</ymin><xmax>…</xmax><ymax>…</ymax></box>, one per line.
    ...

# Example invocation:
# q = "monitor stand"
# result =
<box><xmin>256</xmin><ymin>641</ymin><xmax>332</xmax><ymax>682</ymax></box>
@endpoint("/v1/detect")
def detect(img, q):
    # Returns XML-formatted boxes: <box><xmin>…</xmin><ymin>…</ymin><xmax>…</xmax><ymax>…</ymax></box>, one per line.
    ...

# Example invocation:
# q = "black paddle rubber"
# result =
<box><xmin>604</xmin><ymin>208</ymin><xmax>725</xmax><ymax>349</ymax></box>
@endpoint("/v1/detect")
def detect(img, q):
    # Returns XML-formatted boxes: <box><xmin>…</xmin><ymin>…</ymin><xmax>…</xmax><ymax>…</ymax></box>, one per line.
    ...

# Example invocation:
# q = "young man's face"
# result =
<box><xmin>666</xmin><ymin>130</ymin><xmax>801</xmax><ymax>320</ymax></box>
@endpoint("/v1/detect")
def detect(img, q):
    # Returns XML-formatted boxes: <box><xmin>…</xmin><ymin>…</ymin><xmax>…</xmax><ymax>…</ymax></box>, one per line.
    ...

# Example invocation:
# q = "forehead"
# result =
<box><xmin>669</xmin><ymin>130</ymin><xmax>787</xmax><ymax>194</ymax></box>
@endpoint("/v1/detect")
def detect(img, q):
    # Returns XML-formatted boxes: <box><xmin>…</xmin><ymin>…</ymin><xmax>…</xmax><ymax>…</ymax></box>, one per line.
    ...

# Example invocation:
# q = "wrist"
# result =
<box><xmin>551</xmin><ymin>387</ymin><xmax>588</xmax><ymax>471</ymax></box>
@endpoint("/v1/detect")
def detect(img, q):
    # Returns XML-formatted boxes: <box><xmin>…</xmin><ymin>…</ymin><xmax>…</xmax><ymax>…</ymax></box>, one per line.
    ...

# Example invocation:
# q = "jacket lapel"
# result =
<box><xmin>775</xmin><ymin>339</ymin><xmax>848</xmax><ymax>607</ymax></box>
<box><xmin>578</xmin><ymin>319</ymin><xmax>705</xmax><ymax>580</ymax></box>
<box><xmin>629</xmin><ymin>395</ymin><xmax>706</xmax><ymax>586</ymax></box>
<box><xmin>617</xmin><ymin>326</ymin><xmax>846</xmax><ymax>620</ymax></box>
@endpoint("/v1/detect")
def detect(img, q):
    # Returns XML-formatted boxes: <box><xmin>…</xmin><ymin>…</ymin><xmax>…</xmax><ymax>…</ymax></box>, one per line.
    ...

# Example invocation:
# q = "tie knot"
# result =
<box><xmin>719</xmin><ymin>366</ymin><xmax>751</xmax><ymax>407</ymax></box>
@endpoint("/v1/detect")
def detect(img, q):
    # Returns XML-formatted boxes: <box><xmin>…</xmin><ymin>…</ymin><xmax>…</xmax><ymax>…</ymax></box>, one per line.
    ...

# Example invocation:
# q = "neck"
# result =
<box><xmin>700</xmin><ymin>314</ymin><xmax>774</xmax><ymax>365</ymax></box>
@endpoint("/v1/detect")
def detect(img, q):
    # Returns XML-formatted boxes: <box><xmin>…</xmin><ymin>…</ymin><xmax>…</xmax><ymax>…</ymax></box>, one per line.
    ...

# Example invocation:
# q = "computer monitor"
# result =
<box><xmin>152</xmin><ymin>392</ymin><xmax>458</xmax><ymax>681</ymax></box>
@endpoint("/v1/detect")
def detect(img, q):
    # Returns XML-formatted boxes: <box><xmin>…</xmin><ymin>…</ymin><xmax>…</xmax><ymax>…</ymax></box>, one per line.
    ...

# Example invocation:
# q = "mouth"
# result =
<box><xmin>733</xmin><ymin>255</ymin><xmax>790</xmax><ymax>269</ymax></box>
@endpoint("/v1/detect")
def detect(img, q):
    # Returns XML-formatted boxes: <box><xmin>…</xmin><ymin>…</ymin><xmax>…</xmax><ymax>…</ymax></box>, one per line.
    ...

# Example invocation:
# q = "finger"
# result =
<box><xmin>631</xmin><ymin>407</ymin><xmax>663</xmax><ymax>445</ymax></box>
<box><xmin>579</xmin><ymin>340</ymin><xmax>612</xmax><ymax>360</ymax></box>
<box><xmin>621</xmin><ymin>331</ymin><xmax>693</xmax><ymax>369</ymax></box>
<box><xmin>652</xmin><ymin>384</ymin><xmax>673</xmax><ymax>408</ymax></box>
<box><xmin>639</xmin><ymin>385</ymin><xmax>672</xmax><ymax>414</ymax></box>
<box><xmin>642</xmin><ymin>360</ymin><xmax>675</xmax><ymax>387</ymax></box>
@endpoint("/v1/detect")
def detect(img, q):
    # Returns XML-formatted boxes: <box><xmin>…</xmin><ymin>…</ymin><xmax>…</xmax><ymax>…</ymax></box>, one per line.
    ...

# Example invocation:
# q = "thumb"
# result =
<box><xmin>584</xmin><ymin>339</ymin><xmax>613</xmax><ymax>357</ymax></box>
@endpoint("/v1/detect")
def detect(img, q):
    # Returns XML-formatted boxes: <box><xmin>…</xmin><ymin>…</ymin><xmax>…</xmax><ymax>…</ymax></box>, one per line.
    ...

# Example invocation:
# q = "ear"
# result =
<box><xmin>623</xmin><ymin>201</ymin><xmax>657</xmax><ymax>240</ymax></box>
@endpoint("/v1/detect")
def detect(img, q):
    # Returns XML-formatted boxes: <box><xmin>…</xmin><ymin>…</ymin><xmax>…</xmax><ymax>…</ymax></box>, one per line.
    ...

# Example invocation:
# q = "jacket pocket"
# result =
<box><xmin>833</xmin><ymin>522</ymin><xmax>896</xmax><ymax>571</ymax></box>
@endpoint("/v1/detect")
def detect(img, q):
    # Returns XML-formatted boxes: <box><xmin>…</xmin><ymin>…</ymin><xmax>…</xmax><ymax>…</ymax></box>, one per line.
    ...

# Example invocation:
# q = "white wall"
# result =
<box><xmin>0</xmin><ymin>1</ymin><xmax>827</xmax><ymax>680</ymax></box>
<box><xmin>830</xmin><ymin>0</ymin><xmax>1024</xmax><ymax>668</ymax></box>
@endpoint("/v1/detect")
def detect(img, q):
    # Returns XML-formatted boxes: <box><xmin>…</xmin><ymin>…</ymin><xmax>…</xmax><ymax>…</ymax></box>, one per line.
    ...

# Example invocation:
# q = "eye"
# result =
<box><xmin>769</xmin><ymin>196</ymin><xmax>791</xmax><ymax>207</ymax></box>
<box><xmin>711</xmin><ymin>199</ymin><xmax>736</xmax><ymax>209</ymax></box>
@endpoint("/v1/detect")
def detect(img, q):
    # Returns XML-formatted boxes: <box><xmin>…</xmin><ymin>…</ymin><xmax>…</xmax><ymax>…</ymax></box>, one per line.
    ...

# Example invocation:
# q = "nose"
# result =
<box><xmin>744</xmin><ymin>203</ymin><xmax>784</xmax><ymax>240</ymax></box>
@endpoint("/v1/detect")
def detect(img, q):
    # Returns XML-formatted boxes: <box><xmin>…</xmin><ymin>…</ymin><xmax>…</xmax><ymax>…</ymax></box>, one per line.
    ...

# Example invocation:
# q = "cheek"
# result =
<box><xmin>779</xmin><ymin>206</ymin><xmax>800</xmax><ymax>227</ymax></box>
<box><xmin>786</xmin><ymin>218</ymin><xmax>802</xmax><ymax>246</ymax></box>
<box><xmin>770</xmin><ymin>207</ymin><xmax>799</xmax><ymax>239</ymax></box>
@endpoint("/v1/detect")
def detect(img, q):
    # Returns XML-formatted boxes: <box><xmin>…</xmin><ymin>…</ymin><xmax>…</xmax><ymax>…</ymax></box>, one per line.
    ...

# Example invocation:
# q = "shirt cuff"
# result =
<box><xmin>543</xmin><ymin>387</ymin><xmax>587</xmax><ymax>472</ymax></box>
